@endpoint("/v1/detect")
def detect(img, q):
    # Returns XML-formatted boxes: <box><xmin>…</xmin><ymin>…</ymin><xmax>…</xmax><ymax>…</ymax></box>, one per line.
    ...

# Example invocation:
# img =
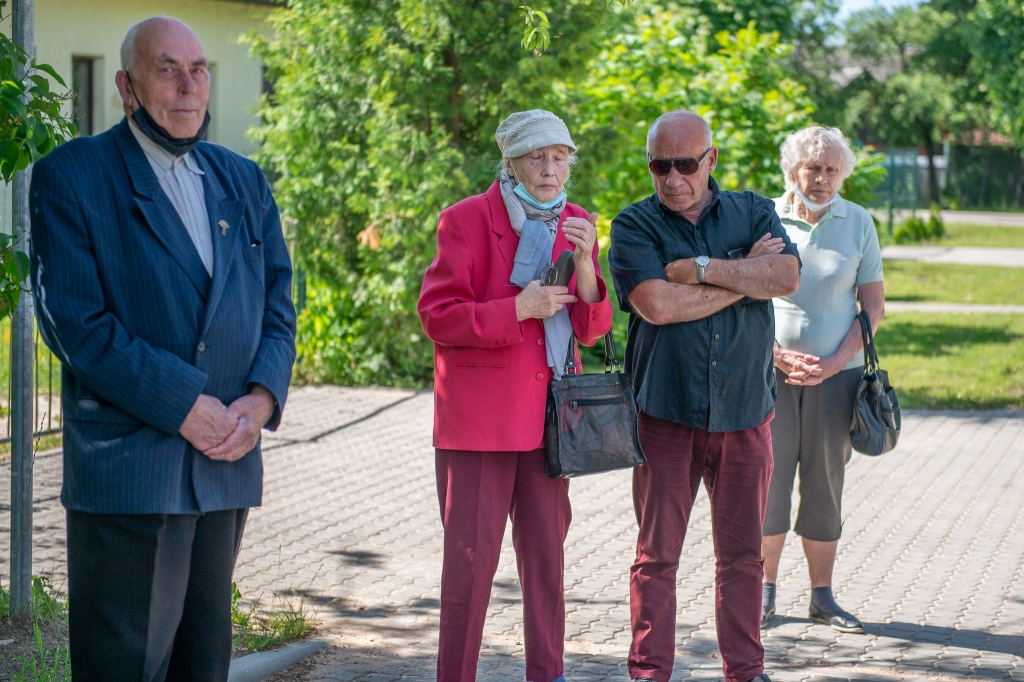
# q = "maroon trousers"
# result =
<box><xmin>629</xmin><ymin>411</ymin><xmax>774</xmax><ymax>682</ymax></box>
<box><xmin>435</xmin><ymin>448</ymin><xmax>571</xmax><ymax>682</ymax></box>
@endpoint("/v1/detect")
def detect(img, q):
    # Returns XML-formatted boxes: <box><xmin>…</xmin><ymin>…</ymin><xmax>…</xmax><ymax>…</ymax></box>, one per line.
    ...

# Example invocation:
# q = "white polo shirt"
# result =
<box><xmin>772</xmin><ymin>191</ymin><xmax>884</xmax><ymax>371</ymax></box>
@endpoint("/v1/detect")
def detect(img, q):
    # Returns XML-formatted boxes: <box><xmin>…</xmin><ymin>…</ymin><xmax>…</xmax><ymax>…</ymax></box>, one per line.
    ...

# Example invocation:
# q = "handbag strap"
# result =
<box><xmin>857</xmin><ymin>310</ymin><xmax>879</xmax><ymax>373</ymax></box>
<box><xmin>561</xmin><ymin>331</ymin><xmax>621</xmax><ymax>376</ymax></box>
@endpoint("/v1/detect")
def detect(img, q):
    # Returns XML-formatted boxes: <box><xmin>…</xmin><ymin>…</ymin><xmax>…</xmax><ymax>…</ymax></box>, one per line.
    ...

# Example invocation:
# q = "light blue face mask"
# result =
<box><xmin>513</xmin><ymin>182</ymin><xmax>567</xmax><ymax>211</ymax></box>
<box><xmin>794</xmin><ymin>188</ymin><xmax>839</xmax><ymax>213</ymax></box>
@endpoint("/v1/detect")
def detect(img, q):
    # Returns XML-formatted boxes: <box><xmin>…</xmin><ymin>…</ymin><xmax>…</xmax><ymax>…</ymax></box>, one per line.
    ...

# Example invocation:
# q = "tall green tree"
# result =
<box><xmin>968</xmin><ymin>0</ymin><xmax>1024</xmax><ymax>147</ymax></box>
<box><xmin>842</xmin><ymin>5</ymin><xmax>962</xmax><ymax>205</ymax></box>
<box><xmin>562</xmin><ymin>3</ymin><xmax>816</xmax><ymax>216</ymax></box>
<box><xmin>248</xmin><ymin>0</ymin><xmax>609</xmax><ymax>386</ymax></box>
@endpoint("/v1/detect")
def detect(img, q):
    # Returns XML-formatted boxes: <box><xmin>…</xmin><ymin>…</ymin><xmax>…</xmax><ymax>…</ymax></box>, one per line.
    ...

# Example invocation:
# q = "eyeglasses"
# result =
<box><xmin>647</xmin><ymin>147</ymin><xmax>713</xmax><ymax>177</ymax></box>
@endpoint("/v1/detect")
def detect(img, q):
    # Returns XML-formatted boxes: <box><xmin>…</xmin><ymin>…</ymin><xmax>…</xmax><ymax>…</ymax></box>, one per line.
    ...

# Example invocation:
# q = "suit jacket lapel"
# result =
<box><xmin>487</xmin><ymin>181</ymin><xmax>519</xmax><ymax>273</ymax></box>
<box><xmin>193</xmin><ymin>149</ymin><xmax>243</xmax><ymax>338</ymax></box>
<box><xmin>115</xmin><ymin>119</ymin><xmax>211</xmax><ymax>298</ymax></box>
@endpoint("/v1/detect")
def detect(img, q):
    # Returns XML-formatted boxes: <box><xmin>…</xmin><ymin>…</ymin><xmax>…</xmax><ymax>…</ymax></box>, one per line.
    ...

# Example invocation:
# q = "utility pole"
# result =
<box><xmin>10</xmin><ymin>0</ymin><xmax>36</xmax><ymax>620</ymax></box>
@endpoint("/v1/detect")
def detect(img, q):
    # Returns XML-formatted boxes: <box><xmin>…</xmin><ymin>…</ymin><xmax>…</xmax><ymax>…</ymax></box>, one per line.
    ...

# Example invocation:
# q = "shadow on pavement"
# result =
<box><xmin>765</xmin><ymin>615</ymin><xmax>1023</xmax><ymax>656</ymax></box>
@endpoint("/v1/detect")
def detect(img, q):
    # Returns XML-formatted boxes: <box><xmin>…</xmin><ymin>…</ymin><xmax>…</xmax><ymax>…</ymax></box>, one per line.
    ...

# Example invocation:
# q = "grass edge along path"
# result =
<box><xmin>882</xmin><ymin>261</ymin><xmax>1024</xmax><ymax>306</ymax></box>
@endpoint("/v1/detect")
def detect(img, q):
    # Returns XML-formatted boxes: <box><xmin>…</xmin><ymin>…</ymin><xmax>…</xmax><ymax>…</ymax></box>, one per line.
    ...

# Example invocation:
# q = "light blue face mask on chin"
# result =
<box><xmin>794</xmin><ymin>187</ymin><xmax>839</xmax><ymax>212</ymax></box>
<box><xmin>513</xmin><ymin>181</ymin><xmax>567</xmax><ymax>211</ymax></box>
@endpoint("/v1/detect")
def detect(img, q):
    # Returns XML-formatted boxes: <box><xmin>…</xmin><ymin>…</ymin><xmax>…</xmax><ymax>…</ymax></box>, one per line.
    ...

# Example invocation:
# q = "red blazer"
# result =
<box><xmin>418</xmin><ymin>180</ymin><xmax>614</xmax><ymax>452</ymax></box>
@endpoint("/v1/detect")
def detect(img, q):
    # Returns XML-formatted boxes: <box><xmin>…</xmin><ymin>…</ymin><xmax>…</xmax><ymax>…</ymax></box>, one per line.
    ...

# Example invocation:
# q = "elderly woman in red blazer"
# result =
<box><xmin>418</xmin><ymin>110</ymin><xmax>614</xmax><ymax>682</ymax></box>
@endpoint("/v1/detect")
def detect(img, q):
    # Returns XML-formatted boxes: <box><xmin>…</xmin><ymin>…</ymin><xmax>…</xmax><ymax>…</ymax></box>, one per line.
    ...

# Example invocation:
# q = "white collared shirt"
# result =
<box><xmin>128</xmin><ymin>120</ymin><xmax>214</xmax><ymax>276</ymax></box>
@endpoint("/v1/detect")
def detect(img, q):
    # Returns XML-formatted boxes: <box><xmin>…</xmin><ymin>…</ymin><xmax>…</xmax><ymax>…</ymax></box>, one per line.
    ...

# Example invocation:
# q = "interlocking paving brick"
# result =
<box><xmin>1</xmin><ymin>390</ymin><xmax>1021</xmax><ymax>681</ymax></box>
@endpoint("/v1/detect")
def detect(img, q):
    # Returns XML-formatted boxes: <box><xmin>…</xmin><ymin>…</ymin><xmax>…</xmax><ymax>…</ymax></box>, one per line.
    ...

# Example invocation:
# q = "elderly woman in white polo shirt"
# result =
<box><xmin>760</xmin><ymin>126</ymin><xmax>885</xmax><ymax>634</ymax></box>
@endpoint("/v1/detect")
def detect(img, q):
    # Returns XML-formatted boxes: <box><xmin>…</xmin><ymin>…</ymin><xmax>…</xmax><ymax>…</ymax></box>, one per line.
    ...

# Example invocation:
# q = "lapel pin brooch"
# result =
<box><xmin>218</xmin><ymin>220</ymin><xmax>230</xmax><ymax>236</ymax></box>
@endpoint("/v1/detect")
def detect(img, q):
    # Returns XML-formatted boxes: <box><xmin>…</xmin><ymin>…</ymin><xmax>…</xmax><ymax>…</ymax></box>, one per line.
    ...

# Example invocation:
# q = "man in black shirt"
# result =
<box><xmin>609</xmin><ymin>111</ymin><xmax>800</xmax><ymax>682</ymax></box>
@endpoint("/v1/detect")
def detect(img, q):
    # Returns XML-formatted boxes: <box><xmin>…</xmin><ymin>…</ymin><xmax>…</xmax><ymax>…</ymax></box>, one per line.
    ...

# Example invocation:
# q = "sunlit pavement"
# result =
<box><xmin>2</xmin><ymin>387</ymin><xmax>1022</xmax><ymax>681</ymax></box>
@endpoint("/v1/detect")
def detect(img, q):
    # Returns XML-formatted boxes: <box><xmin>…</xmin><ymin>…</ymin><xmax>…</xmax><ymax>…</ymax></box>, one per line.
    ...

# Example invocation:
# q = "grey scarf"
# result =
<box><xmin>499</xmin><ymin>171</ymin><xmax>574</xmax><ymax>379</ymax></box>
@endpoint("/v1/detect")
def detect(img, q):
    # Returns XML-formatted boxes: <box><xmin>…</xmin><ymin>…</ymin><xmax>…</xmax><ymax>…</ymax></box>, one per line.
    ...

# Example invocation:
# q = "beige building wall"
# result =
<box><xmin>12</xmin><ymin>0</ymin><xmax>273</xmax><ymax>155</ymax></box>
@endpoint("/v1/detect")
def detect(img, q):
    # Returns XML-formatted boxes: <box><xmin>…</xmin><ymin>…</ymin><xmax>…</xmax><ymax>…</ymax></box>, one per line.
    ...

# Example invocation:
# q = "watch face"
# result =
<box><xmin>695</xmin><ymin>256</ymin><xmax>710</xmax><ymax>266</ymax></box>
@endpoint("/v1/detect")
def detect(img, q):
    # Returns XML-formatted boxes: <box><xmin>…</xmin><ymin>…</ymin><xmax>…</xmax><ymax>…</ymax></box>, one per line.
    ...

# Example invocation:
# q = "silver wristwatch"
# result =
<box><xmin>695</xmin><ymin>255</ymin><xmax>710</xmax><ymax>283</ymax></box>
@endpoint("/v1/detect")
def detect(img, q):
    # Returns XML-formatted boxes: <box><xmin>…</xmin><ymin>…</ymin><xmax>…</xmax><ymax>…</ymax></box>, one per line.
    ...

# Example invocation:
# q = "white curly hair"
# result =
<box><xmin>779</xmin><ymin>126</ymin><xmax>855</xmax><ymax>192</ymax></box>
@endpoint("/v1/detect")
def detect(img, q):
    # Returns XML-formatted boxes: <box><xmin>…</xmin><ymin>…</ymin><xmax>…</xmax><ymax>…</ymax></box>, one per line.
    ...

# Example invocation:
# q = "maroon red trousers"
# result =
<box><xmin>629</xmin><ymin>410</ymin><xmax>774</xmax><ymax>682</ymax></box>
<box><xmin>435</xmin><ymin>447</ymin><xmax>571</xmax><ymax>682</ymax></box>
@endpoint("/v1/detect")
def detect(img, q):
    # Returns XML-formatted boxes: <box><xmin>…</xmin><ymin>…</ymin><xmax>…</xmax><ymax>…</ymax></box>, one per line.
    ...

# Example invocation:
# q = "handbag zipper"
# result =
<box><xmin>572</xmin><ymin>397</ymin><xmax>625</xmax><ymax>409</ymax></box>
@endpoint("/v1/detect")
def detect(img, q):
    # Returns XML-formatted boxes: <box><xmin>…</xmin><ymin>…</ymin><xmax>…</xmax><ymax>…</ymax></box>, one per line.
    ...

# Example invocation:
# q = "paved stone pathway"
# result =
<box><xmin>880</xmin><ymin>246</ymin><xmax>1024</xmax><ymax>268</ymax></box>
<box><xmin>2</xmin><ymin>388</ymin><xmax>1023</xmax><ymax>682</ymax></box>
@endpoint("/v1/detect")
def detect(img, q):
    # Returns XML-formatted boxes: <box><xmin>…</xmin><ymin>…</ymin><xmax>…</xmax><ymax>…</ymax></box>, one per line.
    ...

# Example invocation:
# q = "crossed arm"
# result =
<box><xmin>627</xmin><ymin>235</ymin><xmax>800</xmax><ymax>325</ymax></box>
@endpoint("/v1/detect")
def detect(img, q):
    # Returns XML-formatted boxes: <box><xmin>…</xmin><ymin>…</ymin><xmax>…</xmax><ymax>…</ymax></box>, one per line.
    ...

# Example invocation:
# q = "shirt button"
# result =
<box><xmin>715</xmin><ymin>334</ymin><xmax>720</xmax><ymax>340</ymax></box>
<box><xmin>503</xmin><ymin>339</ymin><xmax>511</xmax><ymax>344</ymax></box>
<box><xmin>197</xmin><ymin>342</ymin><xmax>206</xmax><ymax>352</ymax></box>
<box><xmin>537</xmin><ymin>338</ymin><xmax>544</xmax><ymax>345</ymax></box>
<box><xmin>711</xmin><ymin>361</ymin><xmax>717</xmax><ymax>367</ymax></box>
<box><xmin>536</xmin><ymin>372</ymin><xmax>545</xmax><ymax>381</ymax></box>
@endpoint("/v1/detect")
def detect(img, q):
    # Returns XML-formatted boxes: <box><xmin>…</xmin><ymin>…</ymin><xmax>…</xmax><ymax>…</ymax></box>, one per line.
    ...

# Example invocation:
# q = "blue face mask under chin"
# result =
<box><xmin>513</xmin><ymin>182</ymin><xmax>567</xmax><ymax>211</ymax></box>
<box><xmin>794</xmin><ymin>188</ymin><xmax>839</xmax><ymax>213</ymax></box>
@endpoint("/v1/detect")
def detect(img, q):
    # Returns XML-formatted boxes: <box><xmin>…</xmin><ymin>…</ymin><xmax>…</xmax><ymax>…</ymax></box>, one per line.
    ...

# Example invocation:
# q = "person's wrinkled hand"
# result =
<box><xmin>516</xmin><ymin>280</ymin><xmax>577</xmax><ymax>321</ymax></box>
<box><xmin>563</xmin><ymin>212</ymin><xmax>599</xmax><ymax>269</ymax></box>
<box><xmin>202</xmin><ymin>386</ymin><xmax>276</xmax><ymax>462</ymax></box>
<box><xmin>785</xmin><ymin>354</ymin><xmax>842</xmax><ymax>386</ymax></box>
<box><xmin>179</xmin><ymin>395</ymin><xmax>239</xmax><ymax>452</ymax></box>
<box><xmin>748</xmin><ymin>233</ymin><xmax>786</xmax><ymax>258</ymax></box>
<box><xmin>665</xmin><ymin>258</ymin><xmax>699</xmax><ymax>285</ymax></box>
<box><xmin>774</xmin><ymin>347</ymin><xmax>821</xmax><ymax>379</ymax></box>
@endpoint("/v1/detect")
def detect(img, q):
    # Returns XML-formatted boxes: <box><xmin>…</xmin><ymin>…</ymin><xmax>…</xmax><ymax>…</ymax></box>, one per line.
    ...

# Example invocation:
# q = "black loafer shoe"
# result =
<box><xmin>749</xmin><ymin>674</ymin><xmax>772</xmax><ymax>682</ymax></box>
<box><xmin>809</xmin><ymin>599</ymin><xmax>864</xmax><ymax>633</ymax></box>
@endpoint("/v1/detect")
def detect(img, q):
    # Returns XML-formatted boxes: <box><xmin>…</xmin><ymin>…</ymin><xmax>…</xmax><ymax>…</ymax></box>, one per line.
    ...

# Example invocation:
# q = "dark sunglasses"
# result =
<box><xmin>647</xmin><ymin>147</ymin><xmax>713</xmax><ymax>177</ymax></box>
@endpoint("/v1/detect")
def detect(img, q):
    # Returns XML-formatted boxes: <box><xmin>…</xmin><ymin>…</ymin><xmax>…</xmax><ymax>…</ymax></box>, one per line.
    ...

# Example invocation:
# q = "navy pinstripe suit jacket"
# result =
<box><xmin>29</xmin><ymin>118</ymin><xmax>297</xmax><ymax>514</ymax></box>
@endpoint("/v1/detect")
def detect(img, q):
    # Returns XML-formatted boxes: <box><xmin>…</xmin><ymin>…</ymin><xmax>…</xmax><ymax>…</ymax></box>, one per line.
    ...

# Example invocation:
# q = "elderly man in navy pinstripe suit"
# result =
<box><xmin>29</xmin><ymin>16</ymin><xmax>296</xmax><ymax>682</ymax></box>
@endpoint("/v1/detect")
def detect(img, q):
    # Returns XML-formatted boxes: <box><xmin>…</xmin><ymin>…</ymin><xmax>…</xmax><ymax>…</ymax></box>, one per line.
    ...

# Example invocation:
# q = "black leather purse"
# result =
<box><xmin>850</xmin><ymin>310</ymin><xmax>901</xmax><ymax>456</ymax></box>
<box><xmin>544</xmin><ymin>333</ymin><xmax>646</xmax><ymax>478</ymax></box>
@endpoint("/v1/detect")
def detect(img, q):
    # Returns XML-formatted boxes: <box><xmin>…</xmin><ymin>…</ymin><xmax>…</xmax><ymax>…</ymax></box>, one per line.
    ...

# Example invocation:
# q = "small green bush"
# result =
<box><xmin>894</xmin><ymin>207</ymin><xmax>945</xmax><ymax>244</ymax></box>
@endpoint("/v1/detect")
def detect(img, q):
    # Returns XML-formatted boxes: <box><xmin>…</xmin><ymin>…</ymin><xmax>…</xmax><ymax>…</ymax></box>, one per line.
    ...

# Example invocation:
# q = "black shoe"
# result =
<box><xmin>749</xmin><ymin>674</ymin><xmax>772</xmax><ymax>682</ymax></box>
<box><xmin>631</xmin><ymin>679</ymin><xmax>656</xmax><ymax>682</ymax></box>
<box><xmin>809</xmin><ymin>590</ymin><xmax>864</xmax><ymax>633</ymax></box>
<box><xmin>760</xmin><ymin>583</ymin><xmax>776</xmax><ymax>628</ymax></box>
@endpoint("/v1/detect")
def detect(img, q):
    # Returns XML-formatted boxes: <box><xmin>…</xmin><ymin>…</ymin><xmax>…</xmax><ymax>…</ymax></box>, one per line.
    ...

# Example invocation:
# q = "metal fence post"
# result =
<box><xmin>10</xmin><ymin>0</ymin><xmax>35</xmax><ymax>620</ymax></box>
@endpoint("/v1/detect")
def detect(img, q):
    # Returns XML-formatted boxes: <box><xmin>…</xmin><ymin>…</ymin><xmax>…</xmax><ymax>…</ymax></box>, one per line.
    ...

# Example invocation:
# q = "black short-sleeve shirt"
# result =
<box><xmin>608</xmin><ymin>177</ymin><xmax>800</xmax><ymax>432</ymax></box>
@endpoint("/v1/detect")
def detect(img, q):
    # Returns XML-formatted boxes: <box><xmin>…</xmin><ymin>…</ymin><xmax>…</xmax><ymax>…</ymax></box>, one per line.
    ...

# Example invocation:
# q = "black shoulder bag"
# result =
<box><xmin>544</xmin><ymin>333</ymin><xmax>647</xmax><ymax>478</ymax></box>
<box><xmin>850</xmin><ymin>310</ymin><xmax>901</xmax><ymax>456</ymax></box>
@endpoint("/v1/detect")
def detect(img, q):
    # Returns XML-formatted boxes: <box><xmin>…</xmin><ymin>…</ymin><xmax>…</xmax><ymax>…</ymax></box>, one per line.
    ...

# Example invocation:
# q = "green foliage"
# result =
<box><xmin>0</xmin><ymin>32</ymin><xmax>75</xmax><ymax>325</ymax></box>
<box><xmin>894</xmin><ymin>206</ymin><xmax>945</xmax><ymax>244</ymax></box>
<box><xmin>839</xmin><ymin>148</ymin><xmax>887</xmax><ymax>208</ymax></box>
<box><xmin>0</xmin><ymin>576</ymin><xmax>67</xmax><ymax>622</ymax></box>
<box><xmin>248</xmin><ymin>0</ymin><xmax>610</xmax><ymax>385</ymax></box>
<box><xmin>564</xmin><ymin>3</ymin><xmax>815</xmax><ymax>217</ymax></box>
<box><xmin>12</xmin><ymin>622</ymin><xmax>70</xmax><ymax>682</ymax></box>
<box><xmin>968</xmin><ymin>0</ymin><xmax>1024</xmax><ymax>147</ymax></box>
<box><xmin>0</xmin><ymin>36</ymin><xmax>76</xmax><ymax>181</ymax></box>
<box><xmin>231</xmin><ymin>583</ymin><xmax>314</xmax><ymax>654</ymax></box>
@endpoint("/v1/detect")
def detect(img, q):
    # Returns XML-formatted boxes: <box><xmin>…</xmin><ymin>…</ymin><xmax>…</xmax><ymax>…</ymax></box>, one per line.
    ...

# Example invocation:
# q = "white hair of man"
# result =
<box><xmin>119</xmin><ymin>16</ymin><xmax>185</xmax><ymax>76</ymax></box>
<box><xmin>779</xmin><ymin>126</ymin><xmax>856</xmax><ymax>191</ymax></box>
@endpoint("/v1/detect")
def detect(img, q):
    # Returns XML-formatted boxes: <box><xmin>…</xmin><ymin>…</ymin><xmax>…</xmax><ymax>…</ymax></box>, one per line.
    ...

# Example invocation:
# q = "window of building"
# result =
<box><xmin>71</xmin><ymin>56</ymin><xmax>96</xmax><ymax>136</ymax></box>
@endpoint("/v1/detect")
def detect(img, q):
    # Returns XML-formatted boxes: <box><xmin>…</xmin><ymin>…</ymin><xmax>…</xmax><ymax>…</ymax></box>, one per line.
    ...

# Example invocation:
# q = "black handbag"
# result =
<box><xmin>850</xmin><ymin>310</ymin><xmax>901</xmax><ymax>456</ymax></box>
<box><xmin>544</xmin><ymin>332</ymin><xmax>646</xmax><ymax>478</ymax></box>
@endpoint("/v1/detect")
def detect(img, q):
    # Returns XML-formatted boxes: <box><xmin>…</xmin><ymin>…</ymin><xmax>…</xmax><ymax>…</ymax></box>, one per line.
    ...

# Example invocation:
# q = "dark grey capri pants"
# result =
<box><xmin>764</xmin><ymin>366</ymin><xmax>863</xmax><ymax>542</ymax></box>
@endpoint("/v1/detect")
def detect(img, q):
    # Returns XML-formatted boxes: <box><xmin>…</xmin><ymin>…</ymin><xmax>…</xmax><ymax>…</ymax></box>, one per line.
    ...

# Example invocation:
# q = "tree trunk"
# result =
<box><xmin>1013</xmin><ymin>152</ymin><xmax>1023</xmax><ymax>208</ymax></box>
<box><xmin>978</xmin><ymin>147</ymin><xmax>993</xmax><ymax>208</ymax></box>
<box><xmin>920</xmin><ymin>122</ymin><xmax>941</xmax><ymax>207</ymax></box>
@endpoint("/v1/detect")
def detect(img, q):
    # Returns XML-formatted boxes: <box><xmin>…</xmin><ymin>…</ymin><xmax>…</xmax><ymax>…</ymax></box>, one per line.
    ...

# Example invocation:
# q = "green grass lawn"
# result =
<box><xmin>939</xmin><ymin>223</ymin><xmax>1024</xmax><ymax>248</ymax></box>
<box><xmin>875</xmin><ymin>312</ymin><xmax>1024</xmax><ymax>410</ymax></box>
<box><xmin>883</xmin><ymin>261</ymin><xmax>1024</xmax><ymax>305</ymax></box>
